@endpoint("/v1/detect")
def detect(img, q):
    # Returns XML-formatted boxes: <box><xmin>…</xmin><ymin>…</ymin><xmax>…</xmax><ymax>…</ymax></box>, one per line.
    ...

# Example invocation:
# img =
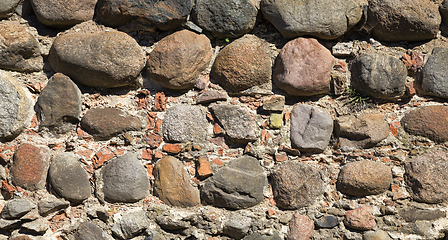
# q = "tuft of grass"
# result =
<box><xmin>343</xmin><ymin>88</ymin><xmax>369</xmax><ymax>106</ymax></box>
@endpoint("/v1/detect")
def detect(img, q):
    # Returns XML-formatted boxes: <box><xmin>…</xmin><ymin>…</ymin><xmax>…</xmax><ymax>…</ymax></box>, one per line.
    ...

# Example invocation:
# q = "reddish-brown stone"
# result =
<box><xmin>153</xmin><ymin>92</ymin><xmax>167</xmax><ymax>112</ymax></box>
<box><xmin>92</xmin><ymin>148</ymin><xmax>114</xmax><ymax>169</ymax></box>
<box><xmin>143</xmin><ymin>132</ymin><xmax>163</xmax><ymax>149</ymax></box>
<box><xmin>344</xmin><ymin>206</ymin><xmax>376</xmax><ymax>230</ymax></box>
<box><xmin>10</xmin><ymin>143</ymin><xmax>50</xmax><ymax>191</ymax></box>
<box><xmin>401</xmin><ymin>105</ymin><xmax>448</xmax><ymax>142</ymax></box>
<box><xmin>162</xmin><ymin>143</ymin><xmax>182</xmax><ymax>154</ymax></box>
<box><xmin>197</xmin><ymin>156</ymin><xmax>213</xmax><ymax>178</ymax></box>
<box><xmin>287</xmin><ymin>213</ymin><xmax>314</xmax><ymax>240</ymax></box>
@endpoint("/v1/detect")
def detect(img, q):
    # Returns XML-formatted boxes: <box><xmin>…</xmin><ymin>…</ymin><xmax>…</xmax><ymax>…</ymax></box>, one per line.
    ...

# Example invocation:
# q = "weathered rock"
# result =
<box><xmin>201</xmin><ymin>156</ymin><xmax>266</xmax><ymax>209</ymax></box>
<box><xmin>363</xmin><ymin>230</ymin><xmax>392</xmax><ymax>240</ymax></box>
<box><xmin>337</xmin><ymin>160</ymin><xmax>392</xmax><ymax>197</ymax></box>
<box><xmin>154</xmin><ymin>156</ymin><xmax>200</xmax><ymax>207</ymax></box>
<box><xmin>223</xmin><ymin>215</ymin><xmax>252</xmax><ymax>239</ymax></box>
<box><xmin>37</xmin><ymin>195</ymin><xmax>70</xmax><ymax>216</ymax></box>
<box><xmin>273</xmin><ymin>38</ymin><xmax>333</xmax><ymax>96</ymax></box>
<box><xmin>21</xmin><ymin>218</ymin><xmax>49</xmax><ymax>234</ymax></box>
<box><xmin>0</xmin><ymin>0</ymin><xmax>20</xmax><ymax>18</ymax></box>
<box><xmin>31</xmin><ymin>0</ymin><xmax>97</xmax><ymax>28</ymax></box>
<box><xmin>263</xmin><ymin>95</ymin><xmax>285</xmax><ymax>111</ymax></box>
<box><xmin>290</xmin><ymin>104</ymin><xmax>333</xmax><ymax>152</ymax></box>
<box><xmin>193</xmin><ymin>0</ymin><xmax>258</xmax><ymax>38</ymax></box>
<box><xmin>211</xmin><ymin>35</ymin><xmax>272</xmax><ymax>92</ymax></box>
<box><xmin>111</xmin><ymin>208</ymin><xmax>149</xmax><ymax>239</ymax></box>
<box><xmin>196</xmin><ymin>90</ymin><xmax>228</xmax><ymax>104</ymax></box>
<box><xmin>316</xmin><ymin>215</ymin><xmax>339</xmax><ymax>228</ymax></box>
<box><xmin>96</xmin><ymin>0</ymin><xmax>193</xmax><ymax>30</ymax></box>
<box><xmin>344</xmin><ymin>206</ymin><xmax>376</xmax><ymax>231</ymax></box>
<box><xmin>286</xmin><ymin>213</ymin><xmax>314</xmax><ymax>240</ymax></box>
<box><xmin>399</xmin><ymin>207</ymin><xmax>446</xmax><ymax>222</ymax></box>
<box><xmin>99</xmin><ymin>153</ymin><xmax>150</xmax><ymax>203</ymax></box>
<box><xmin>156</xmin><ymin>211</ymin><xmax>190</xmax><ymax>230</ymax></box>
<box><xmin>1</xmin><ymin>199</ymin><xmax>35</xmax><ymax>219</ymax></box>
<box><xmin>271</xmin><ymin>161</ymin><xmax>325</xmax><ymax>209</ymax></box>
<box><xmin>336</xmin><ymin>113</ymin><xmax>390</xmax><ymax>151</ymax></box>
<box><xmin>49</xmin><ymin>152</ymin><xmax>91</xmax><ymax>203</ymax></box>
<box><xmin>0</xmin><ymin>219</ymin><xmax>21</xmax><ymax>229</ymax></box>
<box><xmin>211</xmin><ymin>103</ymin><xmax>257</xmax><ymax>143</ymax></box>
<box><xmin>350</xmin><ymin>53</ymin><xmax>407</xmax><ymax>100</ymax></box>
<box><xmin>243</xmin><ymin>232</ymin><xmax>282</xmax><ymax>240</ymax></box>
<box><xmin>75</xmin><ymin>222</ymin><xmax>109</xmax><ymax>240</ymax></box>
<box><xmin>261</xmin><ymin>0</ymin><xmax>362</xmax><ymax>39</ymax></box>
<box><xmin>269</xmin><ymin>113</ymin><xmax>282</xmax><ymax>129</ymax></box>
<box><xmin>81</xmin><ymin>107</ymin><xmax>142</xmax><ymax>140</ymax></box>
<box><xmin>367</xmin><ymin>0</ymin><xmax>441</xmax><ymax>42</ymax></box>
<box><xmin>147</xmin><ymin>30</ymin><xmax>212</xmax><ymax>90</ymax></box>
<box><xmin>162</xmin><ymin>104</ymin><xmax>209</xmax><ymax>143</ymax></box>
<box><xmin>0</xmin><ymin>22</ymin><xmax>43</xmax><ymax>72</ymax></box>
<box><xmin>405</xmin><ymin>151</ymin><xmax>448</xmax><ymax>203</ymax></box>
<box><xmin>421</xmin><ymin>47</ymin><xmax>448</xmax><ymax>98</ymax></box>
<box><xmin>401</xmin><ymin>105</ymin><xmax>448</xmax><ymax>143</ymax></box>
<box><xmin>36</xmin><ymin>73</ymin><xmax>81</xmax><ymax>133</ymax></box>
<box><xmin>10</xmin><ymin>143</ymin><xmax>50</xmax><ymax>191</ymax></box>
<box><xmin>49</xmin><ymin>30</ymin><xmax>145</xmax><ymax>88</ymax></box>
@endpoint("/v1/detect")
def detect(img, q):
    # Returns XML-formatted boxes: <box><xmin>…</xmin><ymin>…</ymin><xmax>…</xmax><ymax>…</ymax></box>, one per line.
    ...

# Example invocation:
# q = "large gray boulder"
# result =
<box><xmin>0</xmin><ymin>0</ymin><xmax>21</xmax><ymax>19</ymax></box>
<box><xmin>421</xmin><ymin>47</ymin><xmax>448</xmax><ymax>98</ymax></box>
<box><xmin>261</xmin><ymin>0</ymin><xmax>362</xmax><ymax>39</ymax></box>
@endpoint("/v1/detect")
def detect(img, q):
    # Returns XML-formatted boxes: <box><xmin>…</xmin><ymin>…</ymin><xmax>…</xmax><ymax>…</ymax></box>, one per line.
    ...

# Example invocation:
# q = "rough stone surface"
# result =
<box><xmin>81</xmin><ymin>107</ymin><xmax>142</xmax><ymax>140</ymax></box>
<box><xmin>271</xmin><ymin>161</ymin><xmax>325</xmax><ymax>209</ymax></box>
<box><xmin>337</xmin><ymin>160</ymin><xmax>392</xmax><ymax>197</ymax></box>
<box><xmin>350</xmin><ymin>53</ymin><xmax>407</xmax><ymax>100</ymax></box>
<box><xmin>0</xmin><ymin>70</ymin><xmax>31</xmax><ymax>141</ymax></box>
<box><xmin>367</xmin><ymin>0</ymin><xmax>441</xmax><ymax>42</ymax></box>
<box><xmin>344</xmin><ymin>206</ymin><xmax>376</xmax><ymax>231</ymax></box>
<box><xmin>243</xmin><ymin>232</ymin><xmax>282</xmax><ymax>240</ymax></box>
<box><xmin>49</xmin><ymin>30</ymin><xmax>145</xmax><ymax>88</ymax></box>
<box><xmin>0</xmin><ymin>22</ymin><xmax>43</xmax><ymax>72</ymax></box>
<box><xmin>316</xmin><ymin>215</ymin><xmax>339</xmax><ymax>228</ymax></box>
<box><xmin>336</xmin><ymin>113</ymin><xmax>390</xmax><ymax>151</ymax></box>
<box><xmin>399</xmin><ymin>207</ymin><xmax>446</xmax><ymax>222</ymax></box>
<box><xmin>31</xmin><ymin>0</ymin><xmax>97</xmax><ymax>28</ymax></box>
<box><xmin>100</xmin><ymin>153</ymin><xmax>150</xmax><ymax>203</ymax></box>
<box><xmin>146</xmin><ymin>30</ymin><xmax>212</xmax><ymax>90</ymax></box>
<box><xmin>290</xmin><ymin>104</ymin><xmax>333</xmax><ymax>152</ymax></box>
<box><xmin>286</xmin><ymin>213</ymin><xmax>314</xmax><ymax>240</ymax></box>
<box><xmin>211</xmin><ymin>35</ymin><xmax>272</xmax><ymax>92</ymax></box>
<box><xmin>0</xmin><ymin>0</ymin><xmax>20</xmax><ymax>19</ymax></box>
<box><xmin>261</xmin><ymin>0</ymin><xmax>362</xmax><ymax>39</ymax></box>
<box><xmin>210</xmin><ymin>103</ymin><xmax>257</xmax><ymax>143</ymax></box>
<box><xmin>363</xmin><ymin>230</ymin><xmax>392</xmax><ymax>240</ymax></box>
<box><xmin>21</xmin><ymin>218</ymin><xmax>48</xmax><ymax>234</ymax></box>
<box><xmin>201</xmin><ymin>156</ymin><xmax>266</xmax><ymax>209</ymax></box>
<box><xmin>1</xmin><ymin>199</ymin><xmax>35</xmax><ymax>219</ymax></box>
<box><xmin>49</xmin><ymin>152</ymin><xmax>91</xmax><ymax>203</ymax></box>
<box><xmin>401</xmin><ymin>105</ymin><xmax>448</xmax><ymax>143</ymax></box>
<box><xmin>75</xmin><ymin>222</ymin><xmax>109</xmax><ymax>240</ymax></box>
<box><xmin>36</xmin><ymin>73</ymin><xmax>81</xmax><ymax>133</ymax></box>
<box><xmin>37</xmin><ymin>195</ymin><xmax>70</xmax><ymax>216</ymax></box>
<box><xmin>263</xmin><ymin>95</ymin><xmax>285</xmax><ymax>111</ymax></box>
<box><xmin>162</xmin><ymin>104</ymin><xmax>209</xmax><ymax>143</ymax></box>
<box><xmin>223</xmin><ymin>215</ymin><xmax>252</xmax><ymax>239</ymax></box>
<box><xmin>193</xmin><ymin>0</ymin><xmax>258</xmax><ymax>38</ymax></box>
<box><xmin>196</xmin><ymin>90</ymin><xmax>228</xmax><ymax>104</ymax></box>
<box><xmin>154</xmin><ymin>156</ymin><xmax>200</xmax><ymax>207</ymax></box>
<box><xmin>405</xmin><ymin>151</ymin><xmax>448</xmax><ymax>203</ymax></box>
<box><xmin>111</xmin><ymin>208</ymin><xmax>149</xmax><ymax>239</ymax></box>
<box><xmin>273</xmin><ymin>38</ymin><xmax>333</xmax><ymax>96</ymax></box>
<box><xmin>10</xmin><ymin>143</ymin><xmax>50</xmax><ymax>191</ymax></box>
<box><xmin>96</xmin><ymin>0</ymin><xmax>193</xmax><ymax>30</ymax></box>
<box><xmin>421</xmin><ymin>47</ymin><xmax>448</xmax><ymax>98</ymax></box>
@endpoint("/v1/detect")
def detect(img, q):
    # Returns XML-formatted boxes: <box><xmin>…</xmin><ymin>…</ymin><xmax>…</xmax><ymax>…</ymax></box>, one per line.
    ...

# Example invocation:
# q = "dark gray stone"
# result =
<box><xmin>290</xmin><ymin>104</ymin><xmax>333</xmax><ymax>152</ymax></box>
<box><xmin>261</xmin><ymin>0</ymin><xmax>362</xmax><ymax>39</ymax></box>
<box><xmin>156</xmin><ymin>213</ymin><xmax>190</xmax><ymax>231</ymax></box>
<box><xmin>111</xmin><ymin>208</ymin><xmax>149</xmax><ymax>239</ymax></box>
<box><xmin>96</xmin><ymin>0</ymin><xmax>193</xmax><ymax>30</ymax></box>
<box><xmin>243</xmin><ymin>232</ymin><xmax>282</xmax><ymax>240</ymax></box>
<box><xmin>0</xmin><ymin>22</ymin><xmax>43</xmax><ymax>72</ymax></box>
<box><xmin>399</xmin><ymin>207</ymin><xmax>446</xmax><ymax>222</ymax></box>
<box><xmin>75</xmin><ymin>222</ymin><xmax>109</xmax><ymax>240</ymax></box>
<box><xmin>100</xmin><ymin>153</ymin><xmax>150</xmax><ymax>203</ymax></box>
<box><xmin>49</xmin><ymin>152</ymin><xmax>91</xmax><ymax>203</ymax></box>
<box><xmin>31</xmin><ymin>0</ymin><xmax>97</xmax><ymax>28</ymax></box>
<box><xmin>193</xmin><ymin>0</ymin><xmax>258</xmax><ymax>38</ymax></box>
<box><xmin>210</xmin><ymin>103</ymin><xmax>257</xmax><ymax>143</ymax></box>
<box><xmin>1</xmin><ymin>199</ymin><xmax>36</xmax><ymax>219</ymax></box>
<box><xmin>350</xmin><ymin>53</ymin><xmax>407</xmax><ymax>100</ymax></box>
<box><xmin>38</xmin><ymin>195</ymin><xmax>70</xmax><ymax>216</ymax></box>
<box><xmin>162</xmin><ymin>104</ymin><xmax>210</xmax><ymax>143</ymax></box>
<box><xmin>337</xmin><ymin>160</ymin><xmax>392</xmax><ymax>197</ymax></box>
<box><xmin>0</xmin><ymin>0</ymin><xmax>20</xmax><ymax>18</ymax></box>
<box><xmin>405</xmin><ymin>151</ymin><xmax>448</xmax><ymax>203</ymax></box>
<box><xmin>223</xmin><ymin>215</ymin><xmax>252</xmax><ymax>239</ymax></box>
<box><xmin>421</xmin><ymin>47</ymin><xmax>448</xmax><ymax>98</ymax></box>
<box><xmin>0</xmin><ymin>70</ymin><xmax>32</xmax><ymax>141</ymax></box>
<box><xmin>316</xmin><ymin>215</ymin><xmax>339</xmax><ymax>228</ymax></box>
<box><xmin>36</xmin><ymin>73</ymin><xmax>81</xmax><ymax>133</ymax></box>
<box><xmin>81</xmin><ymin>107</ymin><xmax>142</xmax><ymax>140</ymax></box>
<box><xmin>367</xmin><ymin>0</ymin><xmax>441</xmax><ymax>42</ymax></box>
<box><xmin>271</xmin><ymin>161</ymin><xmax>324</xmax><ymax>209</ymax></box>
<box><xmin>201</xmin><ymin>156</ymin><xmax>266</xmax><ymax>209</ymax></box>
<box><xmin>49</xmin><ymin>30</ymin><xmax>145</xmax><ymax>88</ymax></box>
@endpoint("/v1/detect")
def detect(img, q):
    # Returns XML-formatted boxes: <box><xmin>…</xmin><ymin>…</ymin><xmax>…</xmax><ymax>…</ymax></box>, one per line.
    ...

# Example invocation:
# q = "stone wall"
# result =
<box><xmin>0</xmin><ymin>0</ymin><xmax>448</xmax><ymax>239</ymax></box>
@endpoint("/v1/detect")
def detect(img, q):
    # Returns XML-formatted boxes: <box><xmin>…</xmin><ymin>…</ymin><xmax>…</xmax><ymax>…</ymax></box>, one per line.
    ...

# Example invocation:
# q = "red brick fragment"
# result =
<box><xmin>92</xmin><ymin>148</ymin><xmax>114</xmax><ymax>169</ymax></box>
<box><xmin>196</xmin><ymin>156</ymin><xmax>213</xmax><ymax>178</ymax></box>
<box><xmin>162</xmin><ymin>143</ymin><xmax>182</xmax><ymax>154</ymax></box>
<box><xmin>142</xmin><ymin>148</ymin><xmax>153</xmax><ymax>160</ymax></box>
<box><xmin>153</xmin><ymin>92</ymin><xmax>167</xmax><ymax>111</ymax></box>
